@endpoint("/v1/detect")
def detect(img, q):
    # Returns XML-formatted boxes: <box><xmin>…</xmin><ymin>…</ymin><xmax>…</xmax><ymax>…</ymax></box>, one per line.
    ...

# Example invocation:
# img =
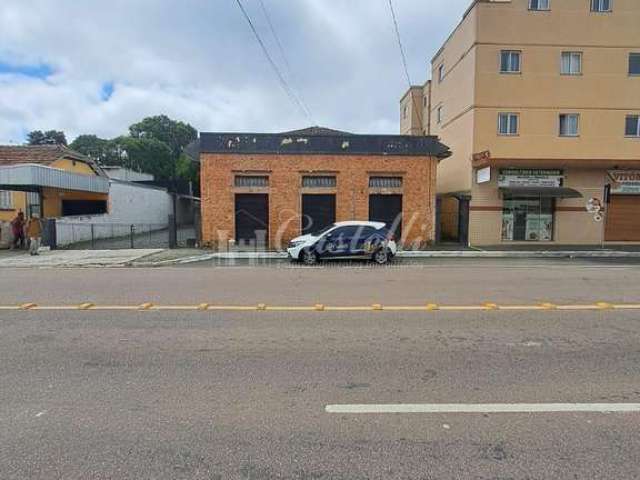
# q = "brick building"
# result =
<box><xmin>198</xmin><ymin>128</ymin><xmax>450</xmax><ymax>250</ymax></box>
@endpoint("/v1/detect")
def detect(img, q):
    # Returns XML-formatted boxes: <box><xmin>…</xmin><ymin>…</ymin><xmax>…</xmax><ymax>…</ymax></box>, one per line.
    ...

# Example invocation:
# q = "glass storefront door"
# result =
<box><xmin>502</xmin><ymin>197</ymin><xmax>554</xmax><ymax>241</ymax></box>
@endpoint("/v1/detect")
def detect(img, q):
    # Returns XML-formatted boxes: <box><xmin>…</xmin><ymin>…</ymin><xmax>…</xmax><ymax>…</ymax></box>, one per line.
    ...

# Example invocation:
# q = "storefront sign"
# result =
<box><xmin>608</xmin><ymin>170</ymin><xmax>640</xmax><ymax>194</ymax></box>
<box><xmin>476</xmin><ymin>167</ymin><xmax>491</xmax><ymax>184</ymax></box>
<box><xmin>498</xmin><ymin>169</ymin><xmax>563</xmax><ymax>188</ymax></box>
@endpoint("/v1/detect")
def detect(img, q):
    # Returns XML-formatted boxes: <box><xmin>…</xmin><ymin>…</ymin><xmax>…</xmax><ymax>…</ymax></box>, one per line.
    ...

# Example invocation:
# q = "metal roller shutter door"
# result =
<box><xmin>301</xmin><ymin>194</ymin><xmax>336</xmax><ymax>235</ymax></box>
<box><xmin>605</xmin><ymin>195</ymin><xmax>640</xmax><ymax>241</ymax></box>
<box><xmin>235</xmin><ymin>194</ymin><xmax>269</xmax><ymax>244</ymax></box>
<box><xmin>369</xmin><ymin>194</ymin><xmax>402</xmax><ymax>238</ymax></box>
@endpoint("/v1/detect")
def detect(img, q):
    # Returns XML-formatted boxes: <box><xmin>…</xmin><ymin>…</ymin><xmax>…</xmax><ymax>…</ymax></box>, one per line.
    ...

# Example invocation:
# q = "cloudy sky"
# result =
<box><xmin>0</xmin><ymin>0</ymin><xmax>469</xmax><ymax>144</ymax></box>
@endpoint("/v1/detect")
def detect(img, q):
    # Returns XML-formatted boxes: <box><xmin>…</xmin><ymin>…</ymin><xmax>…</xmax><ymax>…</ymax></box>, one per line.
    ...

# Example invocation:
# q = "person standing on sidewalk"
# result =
<box><xmin>10</xmin><ymin>211</ymin><xmax>25</xmax><ymax>249</ymax></box>
<box><xmin>26</xmin><ymin>213</ymin><xmax>42</xmax><ymax>256</ymax></box>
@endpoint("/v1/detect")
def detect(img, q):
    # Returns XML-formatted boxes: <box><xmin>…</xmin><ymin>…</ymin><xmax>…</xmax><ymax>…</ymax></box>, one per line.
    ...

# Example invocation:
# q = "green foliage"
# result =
<box><xmin>27</xmin><ymin>130</ymin><xmax>67</xmax><ymax>146</ymax></box>
<box><xmin>69</xmin><ymin>115</ymin><xmax>199</xmax><ymax>190</ymax></box>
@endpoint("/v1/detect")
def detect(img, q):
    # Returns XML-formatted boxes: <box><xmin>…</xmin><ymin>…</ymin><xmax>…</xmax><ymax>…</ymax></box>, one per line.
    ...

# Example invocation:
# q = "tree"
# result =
<box><xmin>27</xmin><ymin>130</ymin><xmax>67</xmax><ymax>146</ymax></box>
<box><xmin>111</xmin><ymin>136</ymin><xmax>174</xmax><ymax>180</ymax></box>
<box><xmin>69</xmin><ymin>135</ymin><xmax>112</xmax><ymax>161</ymax></box>
<box><xmin>129</xmin><ymin>115</ymin><xmax>197</xmax><ymax>160</ymax></box>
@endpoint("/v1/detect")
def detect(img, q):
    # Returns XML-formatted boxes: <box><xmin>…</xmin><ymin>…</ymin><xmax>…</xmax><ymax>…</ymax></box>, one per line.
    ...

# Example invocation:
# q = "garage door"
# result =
<box><xmin>302</xmin><ymin>194</ymin><xmax>336</xmax><ymax>235</ymax></box>
<box><xmin>235</xmin><ymin>194</ymin><xmax>269</xmax><ymax>244</ymax></box>
<box><xmin>369</xmin><ymin>194</ymin><xmax>402</xmax><ymax>238</ymax></box>
<box><xmin>605</xmin><ymin>195</ymin><xmax>640</xmax><ymax>241</ymax></box>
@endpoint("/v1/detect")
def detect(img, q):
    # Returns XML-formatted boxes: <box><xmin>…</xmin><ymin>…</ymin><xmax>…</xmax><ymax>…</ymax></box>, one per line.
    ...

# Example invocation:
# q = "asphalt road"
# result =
<box><xmin>1</xmin><ymin>260</ymin><xmax>640</xmax><ymax>479</ymax></box>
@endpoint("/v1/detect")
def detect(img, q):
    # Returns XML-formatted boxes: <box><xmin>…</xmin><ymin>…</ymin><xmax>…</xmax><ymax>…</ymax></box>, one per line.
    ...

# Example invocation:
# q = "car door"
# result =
<box><xmin>323</xmin><ymin>226</ymin><xmax>357</xmax><ymax>257</ymax></box>
<box><xmin>352</xmin><ymin>226</ymin><xmax>378</xmax><ymax>255</ymax></box>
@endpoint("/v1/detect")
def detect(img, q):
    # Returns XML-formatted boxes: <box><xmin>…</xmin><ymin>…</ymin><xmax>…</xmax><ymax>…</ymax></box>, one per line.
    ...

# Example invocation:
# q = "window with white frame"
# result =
<box><xmin>559</xmin><ymin>114</ymin><xmax>580</xmax><ymax>137</ymax></box>
<box><xmin>561</xmin><ymin>52</ymin><xmax>582</xmax><ymax>75</ymax></box>
<box><xmin>625</xmin><ymin>115</ymin><xmax>640</xmax><ymax>137</ymax></box>
<box><xmin>438</xmin><ymin>64</ymin><xmax>445</xmax><ymax>83</ymax></box>
<box><xmin>591</xmin><ymin>0</ymin><xmax>611</xmax><ymax>12</ymax></box>
<box><xmin>500</xmin><ymin>50</ymin><xmax>521</xmax><ymax>73</ymax></box>
<box><xmin>629</xmin><ymin>53</ymin><xmax>640</xmax><ymax>76</ymax></box>
<box><xmin>498</xmin><ymin>113</ymin><xmax>519</xmax><ymax>136</ymax></box>
<box><xmin>437</xmin><ymin>106</ymin><xmax>443</xmax><ymax>124</ymax></box>
<box><xmin>529</xmin><ymin>0</ymin><xmax>550</xmax><ymax>10</ymax></box>
<box><xmin>0</xmin><ymin>190</ymin><xmax>12</xmax><ymax>210</ymax></box>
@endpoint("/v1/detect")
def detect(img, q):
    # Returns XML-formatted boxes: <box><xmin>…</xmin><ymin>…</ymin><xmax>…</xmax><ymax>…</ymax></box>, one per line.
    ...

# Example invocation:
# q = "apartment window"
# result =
<box><xmin>561</xmin><ymin>52</ymin><xmax>582</xmax><ymax>75</ymax></box>
<box><xmin>369</xmin><ymin>177</ymin><xmax>403</xmax><ymax>188</ymax></box>
<box><xmin>438</xmin><ymin>64</ymin><xmax>445</xmax><ymax>83</ymax></box>
<box><xmin>559</xmin><ymin>114</ymin><xmax>580</xmax><ymax>137</ymax></box>
<box><xmin>500</xmin><ymin>50</ymin><xmax>521</xmax><ymax>73</ymax></box>
<box><xmin>235</xmin><ymin>175</ymin><xmax>269</xmax><ymax>187</ymax></box>
<box><xmin>498</xmin><ymin>113</ymin><xmax>519</xmax><ymax>136</ymax></box>
<box><xmin>629</xmin><ymin>54</ymin><xmax>640</xmax><ymax>75</ymax></box>
<box><xmin>302</xmin><ymin>176</ymin><xmax>336</xmax><ymax>188</ymax></box>
<box><xmin>0</xmin><ymin>190</ymin><xmax>12</xmax><ymax>210</ymax></box>
<box><xmin>591</xmin><ymin>0</ymin><xmax>611</xmax><ymax>12</ymax></box>
<box><xmin>402</xmin><ymin>105</ymin><xmax>408</xmax><ymax>119</ymax></box>
<box><xmin>529</xmin><ymin>0</ymin><xmax>550</xmax><ymax>10</ymax></box>
<box><xmin>626</xmin><ymin>115</ymin><xmax>640</xmax><ymax>137</ymax></box>
<box><xmin>437</xmin><ymin>106</ymin><xmax>443</xmax><ymax>124</ymax></box>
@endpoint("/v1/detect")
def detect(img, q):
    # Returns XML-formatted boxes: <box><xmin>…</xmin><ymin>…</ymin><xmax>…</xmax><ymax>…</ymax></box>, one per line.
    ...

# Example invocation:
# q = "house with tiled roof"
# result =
<box><xmin>0</xmin><ymin>144</ymin><xmax>110</xmax><ymax>225</ymax></box>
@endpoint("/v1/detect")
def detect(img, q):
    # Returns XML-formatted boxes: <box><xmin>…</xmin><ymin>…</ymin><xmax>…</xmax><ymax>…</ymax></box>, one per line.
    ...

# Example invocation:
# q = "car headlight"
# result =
<box><xmin>289</xmin><ymin>240</ymin><xmax>305</xmax><ymax>248</ymax></box>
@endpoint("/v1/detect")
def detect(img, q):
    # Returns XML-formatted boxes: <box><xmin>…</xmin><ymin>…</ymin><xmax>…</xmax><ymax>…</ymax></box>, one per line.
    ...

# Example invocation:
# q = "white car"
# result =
<box><xmin>287</xmin><ymin>221</ymin><xmax>398</xmax><ymax>265</ymax></box>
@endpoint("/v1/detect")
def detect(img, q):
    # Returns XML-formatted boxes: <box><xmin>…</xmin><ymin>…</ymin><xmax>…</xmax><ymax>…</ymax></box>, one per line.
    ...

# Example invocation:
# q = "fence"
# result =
<box><xmin>52</xmin><ymin>220</ymin><xmax>198</xmax><ymax>250</ymax></box>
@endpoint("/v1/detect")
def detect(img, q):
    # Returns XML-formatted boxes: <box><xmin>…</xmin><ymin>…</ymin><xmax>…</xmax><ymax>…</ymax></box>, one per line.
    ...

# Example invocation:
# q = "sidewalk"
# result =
<box><xmin>0</xmin><ymin>249</ymin><xmax>163</xmax><ymax>268</ymax></box>
<box><xmin>3</xmin><ymin>246</ymin><xmax>640</xmax><ymax>268</ymax></box>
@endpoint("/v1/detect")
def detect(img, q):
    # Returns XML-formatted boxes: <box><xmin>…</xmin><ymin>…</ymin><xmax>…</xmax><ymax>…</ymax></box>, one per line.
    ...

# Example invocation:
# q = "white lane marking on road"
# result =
<box><xmin>325</xmin><ymin>404</ymin><xmax>640</xmax><ymax>414</ymax></box>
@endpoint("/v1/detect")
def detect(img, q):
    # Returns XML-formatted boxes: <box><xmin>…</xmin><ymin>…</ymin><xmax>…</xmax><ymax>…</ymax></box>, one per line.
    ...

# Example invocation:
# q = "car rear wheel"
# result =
<box><xmin>372</xmin><ymin>248</ymin><xmax>390</xmax><ymax>265</ymax></box>
<box><xmin>301</xmin><ymin>249</ymin><xmax>318</xmax><ymax>266</ymax></box>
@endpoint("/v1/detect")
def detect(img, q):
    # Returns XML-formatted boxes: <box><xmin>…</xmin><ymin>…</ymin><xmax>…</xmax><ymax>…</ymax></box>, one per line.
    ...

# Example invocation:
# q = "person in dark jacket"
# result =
<box><xmin>10</xmin><ymin>211</ymin><xmax>25</xmax><ymax>249</ymax></box>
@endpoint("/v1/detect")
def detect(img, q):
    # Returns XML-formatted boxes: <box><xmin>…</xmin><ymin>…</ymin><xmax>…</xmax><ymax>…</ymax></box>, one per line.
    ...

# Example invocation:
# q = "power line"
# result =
<box><xmin>234</xmin><ymin>0</ymin><xmax>312</xmax><ymax>123</ymax></box>
<box><xmin>258</xmin><ymin>0</ymin><xmax>313</xmax><ymax>122</ymax></box>
<box><xmin>387</xmin><ymin>0</ymin><xmax>424</xmax><ymax>133</ymax></box>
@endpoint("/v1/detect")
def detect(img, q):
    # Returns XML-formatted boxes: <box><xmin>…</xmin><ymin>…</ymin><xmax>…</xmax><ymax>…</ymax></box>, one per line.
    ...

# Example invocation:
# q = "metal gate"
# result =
<box><xmin>369</xmin><ymin>194</ymin><xmax>402</xmax><ymax>238</ymax></box>
<box><xmin>301</xmin><ymin>194</ymin><xmax>336</xmax><ymax>235</ymax></box>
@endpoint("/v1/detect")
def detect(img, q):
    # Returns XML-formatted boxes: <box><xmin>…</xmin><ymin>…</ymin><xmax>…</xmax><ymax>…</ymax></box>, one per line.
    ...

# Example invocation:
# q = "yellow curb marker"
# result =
<box><xmin>314</xmin><ymin>304</ymin><xmax>325</xmax><ymax>311</ymax></box>
<box><xmin>372</xmin><ymin>304</ymin><xmax>383</xmax><ymax>311</ymax></box>
<box><xmin>540</xmin><ymin>303</ymin><xmax>557</xmax><ymax>310</ymax></box>
<box><xmin>78</xmin><ymin>303</ymin><xmax>95</xmax><ymax>310</ymax></box>
<box><xmin>20</xmin><ymin>303</ymin><xmax>37</xmax><ymax>310</ymax></box>
<box><xmin>426</xmin><ymin>303</ymin><xmax>439</xmax><ymax>311</ymax></box>
<box><xmin>138</xmin><ymin>302</ymin><xmax>154</xmax><ymax>311</ymax></box>
<box><xmin>483</xmin><ymin>302</ymin><xmax>499</xmax><ymax>310</ymax></box>
<box><xmin>197</xmin><ymin>303</ymin><xmax>210</xmax><ymax>311</ymax></box>
<box><xmin>257</xmin><ymin>303</ymin><xmax>267</xmax><ymax>311</ymax></box>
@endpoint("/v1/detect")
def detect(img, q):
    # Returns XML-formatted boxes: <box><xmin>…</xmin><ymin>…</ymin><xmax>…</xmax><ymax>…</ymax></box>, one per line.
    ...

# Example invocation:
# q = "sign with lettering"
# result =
<box><xmin>498</xmin><ymin>169</ymin><xmax>563</xmax><ymax>188</ymax></box>
<box><xmin>608</xmin><ymin>170</ymin><xmax>640</xmax><ymax>194</ymax></box>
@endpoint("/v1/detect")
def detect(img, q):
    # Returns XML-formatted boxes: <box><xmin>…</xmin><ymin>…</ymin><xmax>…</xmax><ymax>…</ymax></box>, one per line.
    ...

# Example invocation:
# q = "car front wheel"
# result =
<box><xmin>301</xmin><ymin>249</ymin><xmax>318</xmax><ymax>266</ymax></box>
<box><xmin>372</xmin><ymin>248</ymin><xmax>390</xmax><ymax>265</ymax></box>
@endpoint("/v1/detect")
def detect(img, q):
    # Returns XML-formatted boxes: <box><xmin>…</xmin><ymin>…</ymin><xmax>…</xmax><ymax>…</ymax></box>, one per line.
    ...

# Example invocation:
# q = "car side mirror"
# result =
<box><xmin>325</xmin><ymin>233</ymin><xmax>333</xmax><ymax>239</ymax></box>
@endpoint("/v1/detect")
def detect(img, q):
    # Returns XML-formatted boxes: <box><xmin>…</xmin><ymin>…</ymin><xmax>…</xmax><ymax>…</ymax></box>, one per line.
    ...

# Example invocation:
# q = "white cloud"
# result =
<box><xmin>0</xmin><ymin>0</ymin><xmax>469</xmax><ymax>143</ymax></box>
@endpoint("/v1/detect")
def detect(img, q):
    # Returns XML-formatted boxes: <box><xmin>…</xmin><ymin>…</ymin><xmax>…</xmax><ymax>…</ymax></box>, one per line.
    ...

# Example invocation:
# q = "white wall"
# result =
<box><xmin>56</xmin><ymin>180</ymin><xmax>173</xmax><ymax>246</ymax></box>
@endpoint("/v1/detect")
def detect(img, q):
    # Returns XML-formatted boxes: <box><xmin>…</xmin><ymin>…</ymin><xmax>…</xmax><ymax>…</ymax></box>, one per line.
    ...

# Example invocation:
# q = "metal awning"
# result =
<box><xmin>0</xmin><ymin>164</ymin><xmax>109</xmax><ymax>193</ymax></box>
<box><xmin>500</xmin><ymin>187</ymin><xmax>583</xmax><ymax>199</ymax></box>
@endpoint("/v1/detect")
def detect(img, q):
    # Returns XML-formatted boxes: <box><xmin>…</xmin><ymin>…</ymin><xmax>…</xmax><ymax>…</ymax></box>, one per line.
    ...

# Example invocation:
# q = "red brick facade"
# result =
<box><xmin>201</xmin><ymin>153</ymin><xmax>439</xmax><ymax>250</ymax></box>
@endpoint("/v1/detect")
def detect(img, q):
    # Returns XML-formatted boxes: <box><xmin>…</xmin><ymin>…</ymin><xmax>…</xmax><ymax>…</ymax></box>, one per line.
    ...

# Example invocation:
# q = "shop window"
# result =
<box><xmin>561</xmin><ymin>52</ymin><xmax>582</xmax><ymax>75</ymax></box>
<box><xmin>500</xmin><ymin>51</ymin><xmax>521</xmax><ymax>73</ymax></box>
<box><xmin>302</xmin><ymin>176</ymin><xmax>336</xmax><ymax>188</ymax></box>
<box><xmin>0</xmin><ymin>190</ymin><xmax>13</xmax><ymax>210</ymax></box>
<box><xmin>235</xmin><ymin>175</ymin><xmax>269</xmax><ymax>187</ymax></box>
<box><xmin>626</xmin><ymin>115</ymin><xmax>640</xmax><ymax>137</ymax></box>
<box><xmin>529</xmin><ymin>0</ymin><xmax>550</xmax><ymax>10</ymax></box>
<box><xmin>591</xmin><ymin>0</ymin><xmax>611</xmax><ymax>12</ymax></box>
<box><xmin>502</xmin><ymin>197</ymin><xmax>554</xmax><ymax>242</ymax></box>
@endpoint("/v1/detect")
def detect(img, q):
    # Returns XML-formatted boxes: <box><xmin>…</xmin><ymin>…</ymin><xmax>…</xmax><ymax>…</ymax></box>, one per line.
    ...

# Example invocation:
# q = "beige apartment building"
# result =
<box><xmin>401</xmin><ymin>0</ymin><xmax>640</xmax><ymax>246</ymax></box>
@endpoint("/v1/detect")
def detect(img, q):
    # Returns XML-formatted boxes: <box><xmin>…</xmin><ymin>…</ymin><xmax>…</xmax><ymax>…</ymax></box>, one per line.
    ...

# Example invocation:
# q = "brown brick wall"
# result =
<box><xmin>201</xmin><ymin>153</ymin><xmax>438</xmax><ymax>250</ymax></box>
